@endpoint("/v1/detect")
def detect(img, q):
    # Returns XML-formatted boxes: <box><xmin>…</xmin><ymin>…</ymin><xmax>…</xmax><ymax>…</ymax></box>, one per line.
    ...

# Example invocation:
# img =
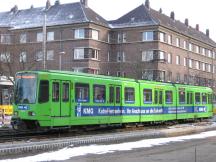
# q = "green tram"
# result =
<box><xmin>11</xmin><ymin>70</ymin><xmax>213</xmax><ymax>130</ymax></box>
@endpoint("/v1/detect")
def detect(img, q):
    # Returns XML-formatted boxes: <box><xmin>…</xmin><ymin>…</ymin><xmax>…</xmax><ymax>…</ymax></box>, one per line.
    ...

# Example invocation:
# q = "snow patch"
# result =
<box><xmin>2</xmin><ymin>130</ymin><xmax>216</xmax><ymax>162</ymax></box>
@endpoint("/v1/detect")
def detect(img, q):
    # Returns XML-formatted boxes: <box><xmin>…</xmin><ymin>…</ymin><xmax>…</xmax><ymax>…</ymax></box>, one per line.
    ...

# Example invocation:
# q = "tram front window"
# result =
<box><xmin>15</xmin><ymin>74</ymin><xmax>37</xmax><ymax>104</ymax></box>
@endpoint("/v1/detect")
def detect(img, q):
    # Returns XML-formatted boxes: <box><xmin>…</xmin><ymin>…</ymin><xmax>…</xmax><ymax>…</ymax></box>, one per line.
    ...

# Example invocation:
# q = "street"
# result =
<box><xmin>66</xmin><ymin>136</ymin><xmax>216</xmax><ymax>162</ymax></box>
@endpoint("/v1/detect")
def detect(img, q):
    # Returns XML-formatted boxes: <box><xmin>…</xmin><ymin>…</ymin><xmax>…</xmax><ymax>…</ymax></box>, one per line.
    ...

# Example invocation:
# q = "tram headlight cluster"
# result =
<box><xmin>28</xmin><ymin>111</ymin><xmax>36</xmax><ymax>116</ymax></box>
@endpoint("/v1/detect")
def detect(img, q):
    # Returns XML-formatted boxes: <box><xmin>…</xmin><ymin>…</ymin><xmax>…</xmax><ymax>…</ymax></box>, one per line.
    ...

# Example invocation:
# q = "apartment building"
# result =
<box><xmin>0</xmin><ymin>0</ymin><xmax>216</xmax><ymax>91</ymax></box>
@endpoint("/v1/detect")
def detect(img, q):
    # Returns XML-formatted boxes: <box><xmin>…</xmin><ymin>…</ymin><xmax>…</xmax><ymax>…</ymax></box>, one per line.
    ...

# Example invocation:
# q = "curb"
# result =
<box><xmin>0</xmin><ymin>123</ymin><xmax>216</xmax><ymax>157</ymax></box>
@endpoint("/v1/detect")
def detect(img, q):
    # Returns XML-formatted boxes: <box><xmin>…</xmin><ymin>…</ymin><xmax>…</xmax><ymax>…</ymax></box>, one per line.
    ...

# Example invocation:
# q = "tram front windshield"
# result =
<box><xmin>14</xmin><ymin>73</ymin><xmax>37</xmax><ymax>104</ymax></box>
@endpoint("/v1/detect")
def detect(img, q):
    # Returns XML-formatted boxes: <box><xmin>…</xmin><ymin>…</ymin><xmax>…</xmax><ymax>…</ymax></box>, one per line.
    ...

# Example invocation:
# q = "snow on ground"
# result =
<box><xmin>1</xmin><ymin>130</ymin><xmax>216</xmax><ymax>162</ymax></box>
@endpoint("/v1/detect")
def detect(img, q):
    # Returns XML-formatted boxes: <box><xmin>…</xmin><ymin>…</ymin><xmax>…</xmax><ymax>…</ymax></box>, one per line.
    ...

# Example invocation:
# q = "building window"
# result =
<box><xmin>142</xmin><ymin>51</ymin><xmax>153</xmax><ymax>61</ymax></box>
<box><xmin>167</xmin><ymin>35</ymin><xmax>172</xmax><ymax>44</ymax></box>
<box><xmin>202</xmin><ymin>48</ymin><xmax>205</xmax><ymax>55</ymax></box>
<box><xmin>159</xmin><ymin>32</ymin><xmax>165</xmax><ymax>42</ymax></box>
<box><xmin>108</xmin><ymin>52</ymin><xmax>110</xmax><ymax>62</ymax></box>
<box><xmin>176</xmin><ymin>55</ymin><xmax>180</xmax><ymax>65</ymax></box>
<box><xmin>106</xmin><ymin>71</ymin><xmax>110</xmax><ymax>76</ymax></box>
<box><xmin>20</xmin><ymin>33</ymin><xmax>27</xmax><ymax>43</ymax></box>
<box><xmin>72</xmin><ymin>68</ymin><xmax>84</xmax><ymax>73</ymax></box>
<box><xmin>142</xmin><ymin>70</ymin><xmax>153</xmax><ymax>80</ymax></box>
<box><xmin>202</xmin><ymin>62</ymin><xmax>205</xmax><ymax>71</ymax></box>
<box><xmin>75</xmin><ymin>29</ymin><xmax>85</xmax><ymax>39</ymax></box>
<box><xmin>176</xmin><ymin>38</ymin><xmax>180</xmax><ymax>47</ymax></box>
<box><xmin>108</xmin><ymin>33</ymin><xmax>111</xmax><ymax>43</ymax></box>
<box><xmin>167</xmin><ymin>53</ymin><xmax>172</xmax><ymax>64</ymax></box>
<box><xmin>20</xmin><ymin>51</ymin><xmax>27</xmax><ymax>63</ymax></box>
<box><xmin>196</xmin><ymin>61</ymin><xmax>200</xmax><ymax>70</ymax></box>
<box><xmin>37</xmin><ymin>32</ymin><xmax>43</xmax><ymax>42</ymax></box>
<box><xmin>0</xmin><ymin>52</ymin><xmax>10</xmax><ymax>62</ymax></box>
<box><xmin>189</xmin><ymin>43</ymin><xmax>193</xmax><ymax>51</ymax></box>
<box><xmin>47</xmin><ymin>31</ymin><xmax>54</xmax><ymax>41</ymax></box>
<box><xmin>74</xmin><ymin>48</ymin><xmax>84</xmax><ymax>60</ymax></box>
<box><xmin>52</xmin><ymin>82</ymin><xmax>59</xmax><ymax>102</ymax></box>
<box><xmin>167</xmin><ymin>71</ymin><xmax>172</xmax><ymax>81</ymax></box>
<box><xmin>159</xmin><ymin>51</ymin><xmax>165</xmax><ymax>60</ymax></box>
<box><xmin>0</xmin><ymin>34</ymin><xmax>11</xmax><ymax>44</ymax></box>
<box><xmin>117</xmin><ymin>71</ymin><xmax>121</xmax><ymax>77</ymax></box>
<box><xmin>142</xmin><ymin>31</ymin><xmax>154</xmax><ymax>41</ymax></box>
<box><xmin>117</xmin><ymin>52</ymin><xmax>125</xmax><ymax>62</ymax></box>
<box><xmin>208</xmin><ymin>50</ymin><xmax>212</xmax><ymax>58</ymax></box>
<box><xmin>195</xmin><ymin>46</ymin><xmax>199</xmax><ymax>53</ymax></box>
<box><xmin>92</xmin><ymin>29</ymin><xmax>99</xmax><ymax>40</ymax></box>
<box><xmin>207</xmin><ymin>64</ymin><xmax>211</xmax><ymax>72</ymax></box>
<box><xmin>91</xmin><ymin>49</ymin><xmax>99</xmax><ymax>60</ymax></box>
<box><xmin>183</xmin><ymin>41</ymin><xmax>187</xmax><ymax>49</ymax></box>
<box><xmin>47</xmin><ymin>50</ymin><xmax>54</xmax><ymax>60</ymax></box>
<box><xmin>189</xmin><ymin>59</ymin><xmax>192</xmax><ymax>68</ymax></box>
<box><xmin>179</xmin><ymin>90</ymin><xmax>185</xmax><ymax>104</ymax></box>
<box><xmin>36</xmin><ymin>51</ymin><xmax>43</xmax><ymax>61</ymax></box>
<box><xmin>176</xmin><ymin>73</ymin><xmax>180</xmax><ymax>82</ymax></box>
<box><xmin>118</xmin><ymin>32</ymin><xmax>126</xmax><ymax>43</ymax></box>
<box><xmin>184</xmin><ymin>58</ymin><xmax>187</xmax><ymax>66</ymax></box>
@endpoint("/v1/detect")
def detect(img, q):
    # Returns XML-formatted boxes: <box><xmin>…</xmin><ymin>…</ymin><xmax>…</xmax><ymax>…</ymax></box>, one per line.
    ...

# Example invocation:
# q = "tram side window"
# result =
<box><xmin>75</xmin><ymin>83</ymin><xmax>89</xmax><ymax>102</ymax></box>
<box><xmin>116</xmin><ymin>87</ymin><xmax>121</xmax><ymax>103</ymax></box>
<box><xmin>109</xmin><ymin>87</ymin><xmax>114</xmax><ymax>103</ymax></box>
<box><xmin>154</xmin><ymin>90</ymin><xmax>158</xmax><ymax>104</ymax></box>
<box><xmin>187</xmin><ymin>92</ymin><xmax>193</xmax><ymax>104</ymax></box>
<box><xmin>165</xmin><ymin>91</ymin><xmax>173</xmax><ymax>104</ymax></box>
<box><xmin>52</xmin><ymin>82</ymin><xmax>59</xmax><ymax>102</ymax></box>
<box><xmin>93</xmin><ymin>85</ymin><xmax>106</xmax><ymax>103</ymax></box>
<box><xmin>39</xmin><ymin>80</ymin><xmax>49</xmax><ymax>103</ymax></box>
<box><xmin>208</xmin><ymin>94</ymin><xmax>212</xmax><ymax>104</ymax></box>
<box><xmin>195</xmin><ymin>92</ymin><xmax>201</xmax><ymax>104</ymax></box>
<box><xmin>62</xmin><ymin>83</ymin><xmax>69</xmax><ymax>102</ymax></box>
<box><xmin>143</xmin><ymin>89</ymin><xmax>152</xmax><ymax>104</ymax></box>
<box><xmin>202</xmin><ymin>93</ymin><xmax>207</xmax><ymax>104</ymax></box>
<box><xmin>125</xmin><ymin>87</ymin><xmax>135</xmax><ymax>103</ymax></box>
<box><xmin>179</xmin><ymin>91</ymin><xmax>185</xmax><ymax>104</ymax></box>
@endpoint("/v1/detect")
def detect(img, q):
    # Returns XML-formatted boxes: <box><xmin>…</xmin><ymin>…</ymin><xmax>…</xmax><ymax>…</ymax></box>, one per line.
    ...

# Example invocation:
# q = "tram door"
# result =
<box><xmin>51</xmin><ymin>80</ymin><xmax>70</xmax><ymax>117</ymax></box>
<box><xmin>154</xmin><ymin>89</ymin><xmax>164</xmax><ymax>110</ymax></box>
<box><xmin>109</xmin><ymin>85</ymin><xmax>122</xmax><ymax>116</ymax></box>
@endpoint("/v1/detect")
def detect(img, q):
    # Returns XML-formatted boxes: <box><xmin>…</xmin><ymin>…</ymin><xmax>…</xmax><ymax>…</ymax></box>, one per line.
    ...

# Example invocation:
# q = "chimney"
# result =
<box><xmin>11</xmin><ymin>5</ymin><xmax>18</xmax><ymax>13</ymax></box>
<box><xmin>159</xmin><ymin>8</ymin><xmax>162</xmax><ymax>14</ymax></box>
<box><xmin>46</xmin><ymin>0</ymin><xmax>51</xmax><ymax>9</ymax></box>
<box><xmin>55</xmin><ymin>0</ymin><xmax>60</xmax><ymax>5</ymax></box>
<box><xmin>185</xmin><ymin>18</ymin><xmax>189</xmax><ymax>27</ymax></box>
<box><xmin>80</xmin><ymin>0</ymin><xmax>88</xmax><ymax>7</ymax></box>
<box><xmin>30</xmin><ymin>5</ymin><xmax>34</xmax><ymax>9</ymax></box>
<box><xmin>145</xmin><ymin>0</ymin><xmax>150</xmax><ymax>9</ymax></box>
<box><xmin>170</xmin><ymin>11</ymin><xmax>175</xmax><ymax>20</ymax></box>
<box><xmin>196</xmin><ymin>24</ymin><xmax>199</xmax><ymax>31</ymax></box>
<box><xmin>206</xmin><ymin>29</ymin><xmax>210</xmax><ymax>37</ymax></box>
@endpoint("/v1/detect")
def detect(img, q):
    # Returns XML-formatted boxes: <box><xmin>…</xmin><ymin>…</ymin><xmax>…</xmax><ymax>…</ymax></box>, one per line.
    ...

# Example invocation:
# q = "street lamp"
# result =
<box><xmin>59</xmin><ymin>51</ymin><xmax>66</xmax><ymax>70</ymax></box>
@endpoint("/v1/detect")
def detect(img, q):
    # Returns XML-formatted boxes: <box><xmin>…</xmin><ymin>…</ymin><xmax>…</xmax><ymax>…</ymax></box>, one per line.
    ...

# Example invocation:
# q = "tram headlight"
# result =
<box><xmin>28</xmin><ymin>111</ymin><xmax>36</xmax><ymax>116</ymax></box>
<box><xmin>14</xmin><ymin>111</ymin><xmax>18</xmax><ymax>116</ymax></box>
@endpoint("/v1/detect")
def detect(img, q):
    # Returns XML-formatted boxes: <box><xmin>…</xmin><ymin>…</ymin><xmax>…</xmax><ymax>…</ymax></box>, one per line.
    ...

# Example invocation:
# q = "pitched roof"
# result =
<box><xmin>0</xmin><ymin>2</ymin><xmax>109</xmax><ymax>30</ymax></box>
<box><xmin>109</xmin><ymin>4</ymin><xmax>216</xmax><ymax>47</ymax></box>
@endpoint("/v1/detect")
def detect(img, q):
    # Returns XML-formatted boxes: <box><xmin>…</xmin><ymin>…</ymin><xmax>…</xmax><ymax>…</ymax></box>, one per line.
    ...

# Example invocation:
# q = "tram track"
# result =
<box><xmin>0</xmin><ymin>120</ymin><xmax>212</xmax><ymax>145</ymax></box>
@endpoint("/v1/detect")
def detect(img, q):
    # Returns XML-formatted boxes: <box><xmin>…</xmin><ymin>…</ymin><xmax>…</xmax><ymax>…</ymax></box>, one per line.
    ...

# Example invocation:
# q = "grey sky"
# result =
<box><xmin>0</xmin><ymin>0</ymin><xmax>215</xmax><ymax>41</ymax></box>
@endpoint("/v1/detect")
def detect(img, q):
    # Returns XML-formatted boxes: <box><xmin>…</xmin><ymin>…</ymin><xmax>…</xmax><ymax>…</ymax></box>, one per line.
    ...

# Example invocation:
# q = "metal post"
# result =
<box><xmin>43</xmin><ymin>11</ymin><xmax>47</xmax><ymax>70</ymax></box>
<box><xmin>59</xmin><ymin>51</ymin><xmax>65</xmax><ymax>70</ymax></box>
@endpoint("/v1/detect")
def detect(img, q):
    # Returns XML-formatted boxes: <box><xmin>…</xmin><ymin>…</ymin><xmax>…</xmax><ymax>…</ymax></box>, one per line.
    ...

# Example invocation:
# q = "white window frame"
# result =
<box><xmin>183</xmin><ymin>41</ymin><xmax>187</xmax><ymax>49</ymax></box>
<box><xmin>47</xmin><ymin>31</ymin><xmax>54</xmax><ymax>41</ymax></box>
<box><xmin>20</xmin><ymin>51</ymin><xmax>27</xmax><ymax>63</ymax></box>
<box><xmin>20</xmin><ymin>33</ymin><xmax>27</xmax><ymax>43</ymax></box>
<box><xmin>1</xmin><ymin>34</ymin><xmax>11</xmax><ymax>44</ymax></box>
<box><xmin>47</xmin><ymin>50</ymin><xmax>54</xmax><ymax>60</ymax></box>
<box><xmin>142</xmin><ymin>51</ymin><xmax>154</xmax><ymax>61</ymax></box>
<box><xmin>167</xmin><ymin>35</ymin><xmax>172</xmax><ymax>44</ymax></box>
<box><xmin>176</xmin><ymin>55</ymin><xmax>180</xmax><ymax>65</ymax></box>
<box><xmin>159</xmin><ymin>32</ymin><xmax>165</xmax><ymax>42</ymax></box>
<box><xmin>74</xmin><ymin>48</ymin><xmax>84</xmax><ymax>60</ymax></box>
<box><xmin>189</xmin><ymin>59</ymin><xmax>192</xmax><ymax>68</ymax></box>
<box><xmin>75</xmin><ymin>29</ymin><xmax>85</xmax><ymax>39</ymax></box>
<box><xmin>0</xmin><ymin>52</ymin><xmax>11</xmax><ymax>62</ymax></box>
<box><xmin>176</xmin><ymin>38</ymin><xmax>180</xmax><ymax>47</ymax></box>
<box><xmin>36</xmin><ymin>51</ymin><xmax>43</xmax><ymax>61</ymax></box>
<box><xmin>142</xmin><ymin>31</ymin><xmax>154</xmax><ymax>41</ymax></box>
<box><xmin>37</xmin><ymin>32</ymin><xmax>43</xmax><ymax>42</ymax></box>
<box><xmin>196</xmin><ymin>61</ymin><xmax>200</xmax><ymax>70</ymax></box>
<box><xmin>189</xmin><ymin>43</ymin><xmax>193</xmax><ymax>51</ymax></box>
<box><xmin>92</xmin><ymin>29</ymin><xmax>99</xmax><ymax>40</ymax></box>
<box><xmin>184</xmin><ymin>58</ymin><xmax>187</xmax><ymax>66</ymax></box>
<box><xmin>167</xmin><ymin>53</ymin><xmax>172</xmax><ymax>64</ymax></box>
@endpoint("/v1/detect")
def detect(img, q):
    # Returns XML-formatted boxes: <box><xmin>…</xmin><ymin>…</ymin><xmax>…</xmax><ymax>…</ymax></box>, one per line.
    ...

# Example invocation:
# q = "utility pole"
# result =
<box><xmin>43</xmin><ymin>10</ymin><xmax>47</xmax><ymax>70</ymax></box>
